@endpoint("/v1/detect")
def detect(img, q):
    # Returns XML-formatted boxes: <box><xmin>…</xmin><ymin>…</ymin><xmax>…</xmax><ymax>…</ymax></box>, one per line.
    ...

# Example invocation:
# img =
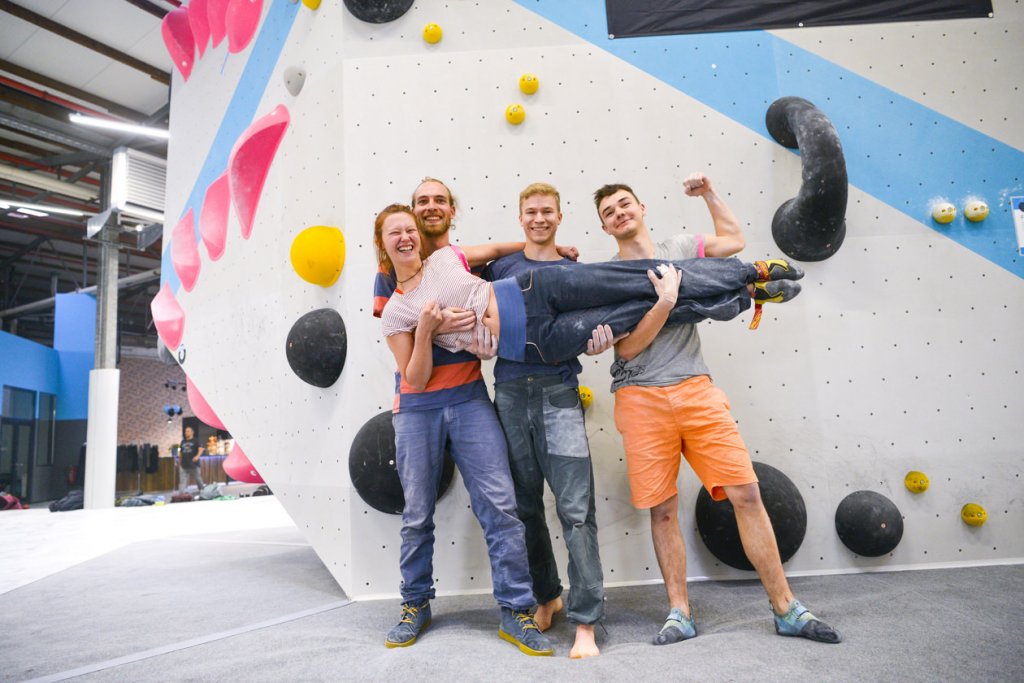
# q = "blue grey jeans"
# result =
<box><xmin>393</xmin><ymin>399</ymin><xmax>535</xmax><ymax>610</ymax></box>
<box><xmin>514</xmin><ymin>257</ymin><xmax>756</xmax><ymax>364</ymax></box>
<box><xmin>179</xmin><ymin>464</ymin><xmax>205</xmax><ymax>491</ymax></box>
<box><xmin>493</xmin><ymin>375</ymin><xmax>604</xmax><ymax>625</ymax></box>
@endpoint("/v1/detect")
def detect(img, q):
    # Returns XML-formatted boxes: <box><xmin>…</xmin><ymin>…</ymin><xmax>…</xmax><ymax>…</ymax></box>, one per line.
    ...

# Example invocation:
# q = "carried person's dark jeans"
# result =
<box><xmin>515</xmin><ymin>258</ymin><xmax>756</xmax><ymax>364</ymax></box>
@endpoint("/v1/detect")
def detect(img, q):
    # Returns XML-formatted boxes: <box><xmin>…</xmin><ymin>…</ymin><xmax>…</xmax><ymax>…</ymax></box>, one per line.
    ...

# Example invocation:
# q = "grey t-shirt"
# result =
<box><xmin>609</xmin><ymin>234</ymin><xmax>710</xmax><ymax>392</ymax></box>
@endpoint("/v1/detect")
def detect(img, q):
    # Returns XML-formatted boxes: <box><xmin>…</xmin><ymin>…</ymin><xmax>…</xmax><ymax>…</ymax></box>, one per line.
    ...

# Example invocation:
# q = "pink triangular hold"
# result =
<box><xmin>188</xmin><ymin>0</ymin><xmax>210</xmax><ymax>58</ymax></box>
<box><xmin>223</xmin><ymin>443</ymin><xmax>265</xmax><ymax>484</ymax></box>
<box><xmin>228</xmin><ymin>104</ymin><xmax>290</xmax><ymax>240</ymax></box>
<box><xmin>207</xmin><ymin>0</ymin><xmax>229</xmax><ymax>47</ymax></box>
<box><xmin>161</xmin><ymin>8</ymin><xmax>195</xmax><ymax>82</ymax></box>
<box><xmin>226</xmin><ymin>0</ymin><xmax>263</xmax><ymax>54</ymax></box>
<box><xmin>151</xmin><ymin>283</ymin><xmax>185</xmax><ymax>350</ymax></box>
<box><xmin>186</xmin><ymin>376</ymin><xmax>226</xmax><ymax>430</ymax></box>
<box><xmin>171</xmin><ymin>208</ymin><xmax>202</xmax><ymax>292</ymax></box>
<box><xmin>200</xmin><ymin>172</ymin><xmax>230</xmax><ymax>261</ymax></box>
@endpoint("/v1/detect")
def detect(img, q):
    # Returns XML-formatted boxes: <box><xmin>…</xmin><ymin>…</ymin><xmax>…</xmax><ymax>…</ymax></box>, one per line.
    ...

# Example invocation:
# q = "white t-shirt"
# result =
<box><xmin>380</xmin><ymin>246</ymin><xmax>490</xmax><ymax>353</ymax></box>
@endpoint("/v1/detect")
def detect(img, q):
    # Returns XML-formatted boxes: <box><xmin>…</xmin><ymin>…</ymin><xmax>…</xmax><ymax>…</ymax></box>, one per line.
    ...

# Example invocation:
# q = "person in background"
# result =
<box><xmin>178</xmin><ymin>426</ymin><xmax>206</xmax><ymax>493</ymax></box>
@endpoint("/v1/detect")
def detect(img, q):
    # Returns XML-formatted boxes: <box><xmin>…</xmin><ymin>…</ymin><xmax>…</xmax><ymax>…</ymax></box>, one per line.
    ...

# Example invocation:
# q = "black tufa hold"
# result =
<box><xmin>766</xmin><ymin>96</ymin><xmax>848</xmax><ymax>262</ymax></box>
<box><xmin>343</xmin><ymin>0</ymin><xmax>415</xmax><ymax>24</ymax></box>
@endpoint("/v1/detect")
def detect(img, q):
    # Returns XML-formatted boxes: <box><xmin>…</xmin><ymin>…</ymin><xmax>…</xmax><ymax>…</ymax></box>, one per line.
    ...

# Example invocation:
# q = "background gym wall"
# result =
<box><xmin>158</xmin><ymin>0</ymin><xmax>1023</xmax><ymax>600</ymax></box>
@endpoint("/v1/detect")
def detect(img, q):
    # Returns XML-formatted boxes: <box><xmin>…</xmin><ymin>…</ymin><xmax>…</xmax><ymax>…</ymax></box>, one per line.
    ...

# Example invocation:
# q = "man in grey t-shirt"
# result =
<box><xmin>595</xmin><ymin>174</ymin><xmax>841</xmax><ymax>645</ymax></box>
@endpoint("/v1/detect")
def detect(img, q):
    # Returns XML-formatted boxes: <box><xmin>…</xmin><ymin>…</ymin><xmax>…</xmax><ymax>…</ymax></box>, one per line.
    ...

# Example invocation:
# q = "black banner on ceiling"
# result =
<box><xmin>605</xmin><ymin>0</ymin><xmax>994</xmax><ymax>38</ymax></box>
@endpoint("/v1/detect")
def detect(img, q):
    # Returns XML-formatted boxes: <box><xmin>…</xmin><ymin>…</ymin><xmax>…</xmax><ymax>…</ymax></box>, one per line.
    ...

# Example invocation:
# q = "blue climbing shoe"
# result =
<box><xmin>773</xmin><ymin>599</ymin><xmax>842</xmax><ymax>644</ymax></box>
<box><xmin>653</xmin><ymin>607</ymin><xmax>697</xmax><ymax>645</ymax></box>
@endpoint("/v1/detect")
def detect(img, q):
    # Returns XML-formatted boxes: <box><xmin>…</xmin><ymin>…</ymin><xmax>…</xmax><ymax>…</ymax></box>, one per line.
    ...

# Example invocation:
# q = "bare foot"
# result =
<box><xmin>534</xmin><ymin>596</ymin><xmax>563</xmax><ymax>632</ymax></box>
<box><xmin>569</xmin><ymin>624</ymin><xmax>600</xmax><ymax>659</ymax></box>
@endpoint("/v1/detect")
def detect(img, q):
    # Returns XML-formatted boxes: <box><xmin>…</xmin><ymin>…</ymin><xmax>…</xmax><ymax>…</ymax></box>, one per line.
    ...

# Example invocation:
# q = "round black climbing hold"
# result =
<box><xmin>695</xmin><ymin>461</ymin><xmax>807</xmax><ymax>571</ymax></box>
<box><xmin>286</xmin><ymin>308</ymin><xmax>347</xmax><ymax>388</ymax></box>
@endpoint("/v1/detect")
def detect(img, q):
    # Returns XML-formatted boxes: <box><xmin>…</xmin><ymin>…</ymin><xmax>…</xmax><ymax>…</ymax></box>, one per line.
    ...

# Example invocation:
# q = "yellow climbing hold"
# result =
<box><xmin>423</xmin><ymin>23</ymin><xmax>443</xmax><ymax>44</ymax></box>
<box><xmin>290</xmin><ymin>226</ymin><xmax>346</xmax><ymax>287</ymax></box>
<box><xmin>505</xmin><ymin>104</ymin><xmax>525</xmax><ymax>125</ymax></box>
<box><xmin>960</xmin><ymin>503</ymin><xmax>987</xmax><ymax>527</ymax></box>
<box><xmin>578</xmin><ymin>386</ymin><xmax>593</xmax><ymax>410</ymax></box>
<box><xmin>904</xmin><ymin>471</ymin><xmax>929</xmax><ymax>494</ymax></box>
<box><xmin>519</xmin><ymin>73</ymin><xmax>539</xmax><ymax>95</ymax></box>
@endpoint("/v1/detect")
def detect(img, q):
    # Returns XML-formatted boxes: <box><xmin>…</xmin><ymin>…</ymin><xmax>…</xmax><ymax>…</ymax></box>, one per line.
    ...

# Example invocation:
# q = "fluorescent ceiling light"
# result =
<box><xmin>68</xmin><ymin>113</ymin><xmax>170</xmax><ymax>140</ymax></box>
<box><xmin>15</xmin><ymin>207</ymin><xmax>48</xmax><ymax>217</ymax></box>
<box><xmin>0</xmin><ymin>200</ymin><xmax>94</xmax><ymax>217</ymax></box>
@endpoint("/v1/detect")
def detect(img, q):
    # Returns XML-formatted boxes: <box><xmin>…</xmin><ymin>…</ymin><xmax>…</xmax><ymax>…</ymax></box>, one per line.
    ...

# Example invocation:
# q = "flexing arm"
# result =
<box><xmin>614</xmin><ymin>265</ymin><xmax>680</xmax><ymax>361</ymax></box>
<box><xmin>386</xmin><ymin>301</ymin><xmax>444</xmax><ymax>391</ymax></box>
<box><xmin>684</xmin><ymin>173</ymin><xmax>745</xmax><ymax>257</ymax></box>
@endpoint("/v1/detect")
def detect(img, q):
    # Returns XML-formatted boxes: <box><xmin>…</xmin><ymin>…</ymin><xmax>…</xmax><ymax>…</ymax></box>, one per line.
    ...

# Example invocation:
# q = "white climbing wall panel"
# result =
<box><xmin>162</xmin><ymin>0</ymin><xmax>1023</xmax><ymax>601</ymax></box>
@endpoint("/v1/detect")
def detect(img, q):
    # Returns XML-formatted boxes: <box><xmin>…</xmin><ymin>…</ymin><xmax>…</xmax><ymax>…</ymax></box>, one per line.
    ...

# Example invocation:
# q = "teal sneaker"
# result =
<box><xmin>499</xmin><ymin>607</ymin><xmax>554</xmax><ymax>656</ymax></box>
<box><xmin>773</xmin><ymin>600</ymin><xmax>842</xmax><ymax>644</ymax></box>
<box><xmin>653</xmin><ymin>607</ymin><xmax>697</xmax><ymax>645</ymax></box>
<box><xmin>385</xmin><ymin>600</ymin><xmax>431</xmax><ymax>648</ymax></box>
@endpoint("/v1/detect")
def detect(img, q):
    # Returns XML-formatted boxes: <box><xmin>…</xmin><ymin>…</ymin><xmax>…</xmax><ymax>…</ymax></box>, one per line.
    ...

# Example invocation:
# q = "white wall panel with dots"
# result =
<box><xmin>161</xmin><ymin>0</ymin><xmax>1023</xmax><ymax>601</ymax></box>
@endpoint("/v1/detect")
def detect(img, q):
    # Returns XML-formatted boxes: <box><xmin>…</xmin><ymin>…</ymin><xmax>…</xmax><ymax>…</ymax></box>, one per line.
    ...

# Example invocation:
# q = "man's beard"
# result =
<box><xmin>419</xmin><ymin>217</ymin><xmax>451</xmax><ymax>238</ymax></box>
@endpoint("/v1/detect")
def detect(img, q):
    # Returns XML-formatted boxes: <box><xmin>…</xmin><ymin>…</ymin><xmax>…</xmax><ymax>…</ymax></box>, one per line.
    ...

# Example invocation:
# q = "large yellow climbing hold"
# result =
<box><xmin>290</xmin><ymin>225</ymin><xmax>346</xmax><ymax>287</ymax></box>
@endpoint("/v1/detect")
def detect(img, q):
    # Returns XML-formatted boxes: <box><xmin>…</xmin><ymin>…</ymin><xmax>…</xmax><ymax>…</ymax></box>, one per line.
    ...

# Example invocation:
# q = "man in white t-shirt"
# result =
<box><xmin>595</xmin><ymin>174</ymin><xmax>841</xmax><ymax>645</ymax></box>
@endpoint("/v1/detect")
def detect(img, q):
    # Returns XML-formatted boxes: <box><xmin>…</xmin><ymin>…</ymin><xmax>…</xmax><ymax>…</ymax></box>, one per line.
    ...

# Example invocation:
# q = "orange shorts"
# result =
<box><xmin>613</xmin><ymin>375</ymin><xmax>757</xmax><ymax>508</ymax></box>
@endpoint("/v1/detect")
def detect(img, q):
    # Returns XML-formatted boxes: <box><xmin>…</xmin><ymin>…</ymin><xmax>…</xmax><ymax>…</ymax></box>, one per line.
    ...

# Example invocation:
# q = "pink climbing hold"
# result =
<box><xmin>207</xmin><ymin>0</ymin><xmax>229</xmax><ymax>47</ymax></box>
<box><xmin>188</xmin><ymin>0</ymin><xmax>211</xmax><ymax>58</ymax></box>
<box><xmin>228</xmin><ymin>104</ymin><xmax>290</xmax><ymax>240</ymax></box>
<box><xmin>150</xmin><ymin>283</ymin><xmax>185</xmax><ymax>351</ymax></box>
<box><xmin>161</xmin><ymin>8</ymin><xmax>195</xmax><ymax>82</ymax></box>
<box><xmin>223</xmin><ymin>443</ymin><xmax>265</xmax><ymax>484</ymax></box>
<box><xmin>226</xmin><ymin>0</ymin><xmax>263</xmax><ymax>54</ymax></box>
<box><xmin>186</xmin><ymin>376</ymin><xmax>226</xmax><ymax>430</ymax></box>
<box><xmin>200</xmin><ymin>172</ymin><xmax>230</xmax><ymax>261</ymax></box>
<box><xmin>171</xmin><ymin>208</ymin><xmax>202</xmax><ymax>292</ymax></box>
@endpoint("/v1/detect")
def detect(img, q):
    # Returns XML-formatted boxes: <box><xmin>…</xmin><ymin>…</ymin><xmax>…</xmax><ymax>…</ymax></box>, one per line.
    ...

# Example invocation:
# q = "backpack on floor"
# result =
<box><xmin>1</xmin><ymin>493</ymin><xmax>25</xmax><ymax>510</ymax></box>
<box><xmin>199</xmin><ymin>483</ymin><xmax>221</xmax><ymax>500</ymax></box>
<box><xmin>49</xmin><ymin>489</ymin><xmax>84</xmax><ymax>512</ymax></box>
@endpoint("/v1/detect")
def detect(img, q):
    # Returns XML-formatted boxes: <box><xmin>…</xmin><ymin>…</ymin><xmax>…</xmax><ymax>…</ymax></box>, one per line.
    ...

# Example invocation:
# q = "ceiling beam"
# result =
<box><xmin>0</xmin><ymin>163</ymin><xmax>99</xmax><ymax>201</ymax></box>
<box><xmin>0</xmin><ymin>59</ymin><xmax>148</xmax><ymax>121</ymax></box>
<box><xmin>0</xmin><ymin>0</ymin><xmax>171</xmax><ymax>86</ymax></box>
<box><xmin>122</xmin><ymin>0</ymin><xmax>168</xmax><ymax>20</ymax></box>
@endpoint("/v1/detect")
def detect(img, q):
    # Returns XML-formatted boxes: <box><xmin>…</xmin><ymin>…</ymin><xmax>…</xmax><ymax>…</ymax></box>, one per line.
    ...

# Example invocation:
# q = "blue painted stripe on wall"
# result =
<box><xmin>513</xmin><ymin>1</ymin><xmax>1023</xmax><ymax>278</ymax></box>
<box><xmin>0</xmin><ymin>331</ymin><xmax>59</xmax><ymax>397</ymax></box>
<box><xmin>162</xmin><ymin>0</ymin><xmax>301</xmax><ymax>294</ymax></box>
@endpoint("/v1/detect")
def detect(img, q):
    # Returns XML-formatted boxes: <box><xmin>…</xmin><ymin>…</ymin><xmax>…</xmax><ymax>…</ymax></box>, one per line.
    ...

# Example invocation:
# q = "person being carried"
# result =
<box><xmin>482</xmin><ymin>183</ymin><xmax>612</xmax><ymax>659</ymax></box>
<box><xmin>376</xmin><ymin>204</ymin><xmax>803</xmax><ymax>369</ymax></box>
<box><xmin>594</xmin><ymin>175</ymin><xmax>841</xmax><ymax>645</ymax></box>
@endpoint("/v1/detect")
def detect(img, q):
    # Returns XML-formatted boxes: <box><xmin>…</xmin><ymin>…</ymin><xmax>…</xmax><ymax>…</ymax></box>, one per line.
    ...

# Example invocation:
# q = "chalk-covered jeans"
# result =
<box><xmin>494</xmin><ymin>375</ymin><xmax>604</xmax><ymax>625</ymax></box>
<box><xmin>393</xmin><ymin>399</ymin><xmax>535</xmax><ymax>610</ymax></box>
<box><xmin>515</xmin><ymin>257</ymin><xmax>756</xmax><ymax>364</ymax></box>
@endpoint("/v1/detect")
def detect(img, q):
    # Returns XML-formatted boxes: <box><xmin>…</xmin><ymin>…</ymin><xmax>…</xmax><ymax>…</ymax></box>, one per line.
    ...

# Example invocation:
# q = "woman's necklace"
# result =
<box><xmin>396</xmin><ymin>262</ymin><xmax>424</xmax><ymax>285</ymax></box>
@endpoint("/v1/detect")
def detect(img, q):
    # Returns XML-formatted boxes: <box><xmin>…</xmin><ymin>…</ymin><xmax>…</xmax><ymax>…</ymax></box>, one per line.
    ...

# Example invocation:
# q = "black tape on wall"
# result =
<box><xmin>606</xmin><ymin>0</ymin><xmax>993</xmax><ymax>38</ymax></box>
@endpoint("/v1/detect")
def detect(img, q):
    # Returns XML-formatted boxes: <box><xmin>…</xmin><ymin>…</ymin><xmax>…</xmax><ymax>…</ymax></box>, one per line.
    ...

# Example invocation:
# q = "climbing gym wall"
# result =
<box><xmin>157</xmin><ymin>0</ymin><xmax>1023</xmax><ymax>600</ymax></box>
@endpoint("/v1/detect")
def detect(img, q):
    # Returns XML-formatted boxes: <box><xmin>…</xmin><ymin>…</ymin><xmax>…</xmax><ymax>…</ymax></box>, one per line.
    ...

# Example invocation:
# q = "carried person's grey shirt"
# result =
<box><xmin>609</xmin><ymin>234</ymin><xmax>711</xmax><ymax>392</ymax></box>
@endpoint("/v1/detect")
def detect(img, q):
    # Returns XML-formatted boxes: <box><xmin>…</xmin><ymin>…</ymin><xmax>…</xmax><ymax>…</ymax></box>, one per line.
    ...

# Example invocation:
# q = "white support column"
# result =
<box><xmin>84</xmin><ymin>368</ymin><xmax>119</xmax><ymax>509</ymax></box>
